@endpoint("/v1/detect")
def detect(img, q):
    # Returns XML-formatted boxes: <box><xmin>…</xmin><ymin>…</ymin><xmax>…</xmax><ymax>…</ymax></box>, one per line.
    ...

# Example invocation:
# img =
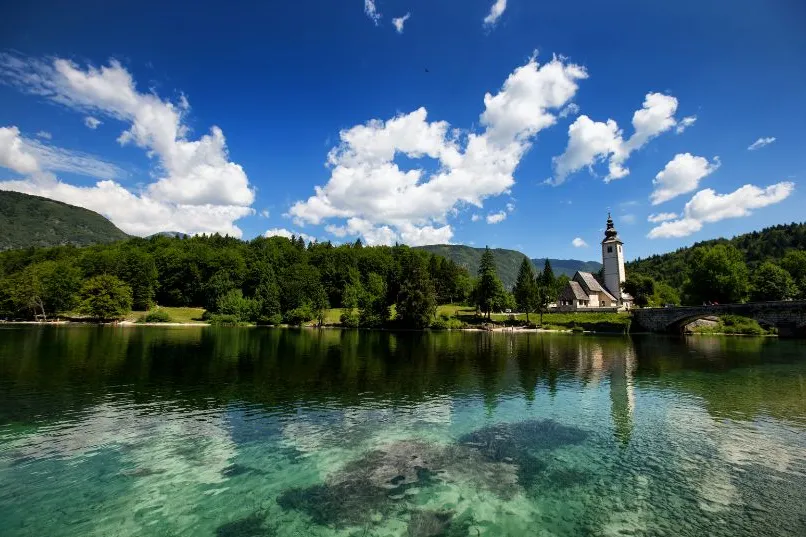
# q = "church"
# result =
<box><xmin>555</xmin><ymin>215</ymin><xmax>633</xmax><ymax>311</ymax></box>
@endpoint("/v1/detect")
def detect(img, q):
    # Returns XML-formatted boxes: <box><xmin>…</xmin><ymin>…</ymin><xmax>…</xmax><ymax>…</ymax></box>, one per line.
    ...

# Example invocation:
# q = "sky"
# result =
<box><xmin>1</xmin><ymin>0</ymin><xmax>804</xmax><ymax>261</ymax></box>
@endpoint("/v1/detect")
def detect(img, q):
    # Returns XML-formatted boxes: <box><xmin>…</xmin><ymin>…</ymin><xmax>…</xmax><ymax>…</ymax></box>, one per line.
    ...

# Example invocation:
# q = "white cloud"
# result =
<box><xmin>486</xmin><ymin>211</ymin><xmax>507</xmax><ymax>224</ymax></box>
<box><xmin>648</xmin><ymin>182</ymin><xmax>795</xmax><ymax>239</ymax></box>
<box><xmin>676</xmin><ymin>115</ymin><xmax>697</xmax><ymax>134</ymax></box>
<box><xmin>84</xmin><ymin>116</ymin><xmax>101</xmax><ymax>129</ymax></box>
<box><xmin>392</xmin><ymin>13</ymin><xmax>410</xmax><ymax>33</ymax></box>
<box><xmin>364</xmin><ymin>0</ymin><xmax>381</xmax><ymax>25</ymax></box>
<box><xmin>0</xmin><ymin>126</ymin><xmax>40</xmax><ymax>174</ymax></box>
<box><xmin>620</xmin><ymin>213</ymin><xmax>636</xmax><ymax>224</ymax></box>
<box><xmin>471</xmin><ymin>213</ymin><xmax>481</xmax><ymax>222</ymax></box>
<box><xmin>36</xmin><ymin>130</ymin><xmax>51</xmax><ymax>140</ymax></box>
<box><xmin>259</xmin><ymin>209</ymin><xmax>269</xmax><ymax>218</ymax></box>
<box><xmin>748</xmin><ymin>137</ymin><xmax>775</xmax><ymax>151</ymax></box>
<box><xmin>265</xmin><ymin>228</ymin><xmax>316</xmax><ymax>243</ymax></box>
<box><xmin>288</xmin><ymin>54</ymin><xmax>587</xmax><ymax>245</ymax></box>
<box><xmin>647</xmin><ymin>212</ymin><xmax>678</xmax><ymax>223</ymax></box>
<box><xmin>558</xmin><ymin>102</ymin><xmax>580</xmax><ymax>118</ymax></box>
<box><xmin>483</xmin><ymin>0</ymin><xmax>507</xmax><ymax>26</ymax></box>
<box><xmin>505</xmin><ymin>202</ymin><xmax>515</xmax><ymax>212</ymax></box>
<box><xmin>0</xmin><ymin>54</ymin><xmax>255</xmax><ymax>237</ymax></box>
<box><xmin>650</xmin><ymin>153</ymin><xmax>720</xmax><ymax>205</ymax></box>
<box><xmin>572</xmin><ymin>237</ymin><xmax>588</xmax><ymax>247</ymax></box>
<box><xmin>551</xmin><ymin>92</ymin><xmax>683</xmax><ymax>185</ymax></box>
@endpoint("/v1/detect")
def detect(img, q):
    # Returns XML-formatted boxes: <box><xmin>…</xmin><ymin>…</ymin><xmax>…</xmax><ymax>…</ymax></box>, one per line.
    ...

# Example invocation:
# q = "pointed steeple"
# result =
<box><xmin>604</xmin><ymin>212</ymin><xmax>620</xmax><ymax>241</ymax></box>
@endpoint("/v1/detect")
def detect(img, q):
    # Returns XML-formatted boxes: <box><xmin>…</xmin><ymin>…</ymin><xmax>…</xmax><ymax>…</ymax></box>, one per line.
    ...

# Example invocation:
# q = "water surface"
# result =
<box><xmin>1</xmin><ymin>326</ymin><xmax>805</xmax><ymax>536</ymax></box>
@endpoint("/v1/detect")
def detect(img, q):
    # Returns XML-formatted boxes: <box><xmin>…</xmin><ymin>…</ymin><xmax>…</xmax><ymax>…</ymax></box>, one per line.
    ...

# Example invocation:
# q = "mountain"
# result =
<box><xmin>626</xmin><ymin>222</ymin><xmax>806</xmax><ymax>288</ymax></box>
<box><xmin>414</xmin><ymin>244</ymin><xmax>601</xmax><ymax>289</ymax></box>
<box><xmin>0</xmin><ymin>190</ymin><xmax>130</xmax><ymax>250</ymax></box>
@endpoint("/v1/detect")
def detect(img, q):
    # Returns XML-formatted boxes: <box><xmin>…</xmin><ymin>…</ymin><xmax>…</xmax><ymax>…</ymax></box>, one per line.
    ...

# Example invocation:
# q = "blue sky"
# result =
<box><xmin>1</xmin><ymin>0</ymin><xmax>804</xmax><ymax>261</ymax></box>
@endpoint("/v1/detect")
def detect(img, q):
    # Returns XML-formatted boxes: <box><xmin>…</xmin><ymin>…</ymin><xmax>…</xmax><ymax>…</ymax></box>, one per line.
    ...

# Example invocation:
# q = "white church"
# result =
<box><xmin>555</xmin><ymin>214</ymin><xmax>633</xmax><ymax>311</ymax></box>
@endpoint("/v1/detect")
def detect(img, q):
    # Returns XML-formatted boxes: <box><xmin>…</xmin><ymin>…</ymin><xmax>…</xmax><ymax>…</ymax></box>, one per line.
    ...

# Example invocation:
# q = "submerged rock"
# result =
<box><xmin>277</xmin><ymin>441</ymin><xmax>445</xmax><ymax>527</ymax></box>
<box><xmin>458</xmin><ymin>419</ymin><xmax>588</xmax><ymax>489</ymax></box>
<box><xmin>215</xmin><ymin>511</ymin><xmax>273</xmax><ymax>537</ymax></box>
<box><xmin>407</xmin><ymin>509</ymin><xmax>476</xmax><ymax>537</ymax></box>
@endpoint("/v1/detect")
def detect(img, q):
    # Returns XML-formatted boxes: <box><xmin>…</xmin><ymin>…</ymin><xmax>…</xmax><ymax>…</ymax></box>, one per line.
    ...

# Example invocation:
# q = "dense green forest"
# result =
<box><xmin>414</xmin><ymin>244</ymin><xmax>600</xmax><ymax>289</ymax></box>
<box><xmin>623</xmin><ymin>222</ymin><xmax>806</xmax><ymax>306</ymax></box>
<box><xmin>0</xmin><ymin>191</ymin><xmax>129</xmax><ymax>250</ymax></box>
<box><xmin>0</xmin><ymin>234</ymin><xmax>480</xmax><ymax>326</ymax></box>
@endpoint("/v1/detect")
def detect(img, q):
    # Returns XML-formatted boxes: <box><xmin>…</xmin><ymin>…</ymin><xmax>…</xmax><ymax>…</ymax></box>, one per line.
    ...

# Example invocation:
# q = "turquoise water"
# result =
<box><xmin>1</xmin><ymin>326</ymin><xmax>805</xmax><ymax>536</ymax></box>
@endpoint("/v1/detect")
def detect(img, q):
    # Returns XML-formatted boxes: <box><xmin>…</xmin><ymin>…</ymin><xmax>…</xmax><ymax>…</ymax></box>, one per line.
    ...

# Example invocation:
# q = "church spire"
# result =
<box><xmin>604</xmin><ymin>213</ymin><xmax>619</xmax><ymax>241</ymax></box>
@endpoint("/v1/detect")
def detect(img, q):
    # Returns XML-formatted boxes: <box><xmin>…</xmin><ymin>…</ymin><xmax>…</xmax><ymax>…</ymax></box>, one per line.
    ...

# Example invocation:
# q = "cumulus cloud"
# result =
<box><xmin>0</xmin><ymin>126</ymin><xmax>40</xmax><ymax>174</ymax></box>
<box><xmin>648</xmin><ymin>182</ymin><xmax>795</xmax><ymax>239</ymax></box>
<box><xmin>486</xmin><ymin>211</ymin><xmax>507</xmax><ymax>224</ymax></box>
<box><xmin>748</xmin><ymin>137</ymin><xmax>775</xmax><ymax>151</ymax></box>
<box><xmin>675</xmin><ymin>115</ymin><xmax>697</xmax><ymax>134</ymax></box>
<box><xmin>572</xmin><ymin>237</ymin><xmax>588</xmax><ymax>247</ymax></box>
<box><xmin>483</xmin><ymin>0</ymin><xmax>507</xmax><ymax>26</ymax></box>
<box><xmin>0</xmin><ymin>54</ymin><xmax>254</xmax><ymax>237</ymax></box>
<box><xmin>288</xmin><ymin>54</ymin><xmax>587</xmax><ymax>245</ymax></box>
<box><xmin>647</xmin><ymin>212</ymin><xmax>677</xmax><ymax>223</ymax></box>
<box><xmin>471</xmin><ymin>214</ymin><xmax>481</xmax><ymax>222</ymax></box>
<box><xmin>650</xmin><ymin>153</ymin><xmax>720</xmax><ymax>205</ymax></box>
<box><xmin>265</xmin><ymin>228</ymin><xmax>316</xmax><ymax>243</ymax></box>
<box><xmin>84</xmin><ymin>116</ymin><xmax>101</xmax><ymax>129</ymax></box>
<box><xmin>259</xmin><ymin>209</ymin><xmax>270</xmax><ymax>218</ymax></box>
<box><xmin>364</xmin><ymin>0</ymin><xmax>381</xmax><ymax>25</ymax></box>
<box><xmin>392</xmin><ymin>13</ymin><xmax>410</xmax><ymax>33</ymax></box>
<box><xmin>36</xmin><ymin>130</ymin><xmax>51</xmax><ymax>139</ymax></box>
<box><xmin>551</xmin><ymin>92</ymin><xmax>684</xmax><ymax>185</ymax></box>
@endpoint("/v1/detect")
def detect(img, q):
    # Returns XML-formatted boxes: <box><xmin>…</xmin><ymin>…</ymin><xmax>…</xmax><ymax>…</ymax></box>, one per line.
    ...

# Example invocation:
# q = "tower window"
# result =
<box><xmin>607</xmin><ymin>246</ymin><xmax>613</xmax><ymax>253</ymax></box>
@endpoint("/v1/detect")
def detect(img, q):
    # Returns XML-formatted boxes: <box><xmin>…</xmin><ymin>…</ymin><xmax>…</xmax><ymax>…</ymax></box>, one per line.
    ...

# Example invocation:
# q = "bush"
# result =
<box><xmin>340</xmin><ymin>310</ymin><xmax>360</xmax><ymax>328</ymax></box>
<box><xmin>286</xmin><ymin>303</ymin><xmax>315</xmax><ymax>326</ymax></box>
<box><xmin>142</xmin><ymin>310</ymin><xmax>172</xmax><ymax>323</ymax></box>
<box><xmin>430</xmin><ymin>317</ymin><xmax>466</xmax><ymax>330</ymax></box>
<box><xmin>205</xmin><ymin>314</ymin><xmax>246</xmax><ymax>326</ymax></box>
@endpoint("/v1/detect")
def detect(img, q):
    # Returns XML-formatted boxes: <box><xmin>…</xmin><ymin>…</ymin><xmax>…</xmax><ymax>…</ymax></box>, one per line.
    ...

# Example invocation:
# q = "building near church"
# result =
<box><xmin>555</xmin><ymin>214</ymin><xmax>633</xmax><ymax>311</ymax></box>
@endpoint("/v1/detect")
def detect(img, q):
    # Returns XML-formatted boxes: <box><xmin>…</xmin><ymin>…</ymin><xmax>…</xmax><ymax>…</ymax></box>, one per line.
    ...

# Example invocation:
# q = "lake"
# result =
<box><xmin>0</xmin><ymin>326</ymin><xmax>805</xmax><ymax>536</ymax></box>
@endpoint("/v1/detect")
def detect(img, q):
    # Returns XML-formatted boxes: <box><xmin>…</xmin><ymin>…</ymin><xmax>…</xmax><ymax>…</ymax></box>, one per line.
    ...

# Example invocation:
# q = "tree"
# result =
<box><xmin>513</xmin><ymin>257</ymin><xmax>537</xmax><ymax>322</ymax></box>
<box><xmin>475</xmin><ymin>247</ymin><xmax>505</xmax><ymax>319</ymax></box>
<box><xmin>359</xmin><ymin>272</ymin><xmax>389</xmax><ymax>327</ymax></box>
<box><xmin>652</xmin><ymin>282</ymin><xmax>680</xmax><ymax>306</ymax></box>
<box><xmin>683</xmin><ymin>245</ymin><xmax>749</xmax><ymax>304</ymax></box>
<box><xmin>781</xmin><ymin>250</ymin><xmax>806</xmax><ymax>299</ymax></box>
<box><xmin>750</xmin><ymin>261</ymin><xmax>799</xmax><ymax>302</ymax></box>
<box><xmin>204</xmin><ymin>270</ymin><xmax>236</xmax><ymax>312</ymax></box>
<box><xmin>78</xmin><ymin>275</ymin><xmax>133</xmax><ymax>320</ymax></box>
<box><xmin>397</xmin><ymin>253</ymin><xmax>437</xmax><ymax>328</ymax></box>
<box><xmin>117</xmin><ymin>250</ymin><xmax>159</xmax><ymax>311</ymax></box>
<box><xmin>535</xmin><ymin>260</ymin><xmax>559</xmax><ymax>324</ymax></box>
<box><xmin>623</xmin><ymin>274</ymin><xmax>656</xmax><ymax>307</ymax></box>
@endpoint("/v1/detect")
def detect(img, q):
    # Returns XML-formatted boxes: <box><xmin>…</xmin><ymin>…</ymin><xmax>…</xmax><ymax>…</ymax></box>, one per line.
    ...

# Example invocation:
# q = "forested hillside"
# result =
<box><xmin>414</xmin><ymin>244</ymin><xmax>600</xmax><ymax>289</ymax></box>
<box><xmin>0</xmin><ymin>234</ymin><xmax>474</xmax><ymax>326</ymax></box>
<box><xmin>626</xmin><ymin>223</ymin><xmax>806</xmax><ymax>290</ymax></box>
<box><xmin>0</xmin><ymin>190</ymin><xmax>129</xmax><ymax>250</ymax></box>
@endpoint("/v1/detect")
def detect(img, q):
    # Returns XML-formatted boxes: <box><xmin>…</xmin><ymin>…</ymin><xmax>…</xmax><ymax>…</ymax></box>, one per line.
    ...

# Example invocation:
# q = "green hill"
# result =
<box><xmin>414</xmin><ymin>244</ymin><xmax>601</xmax><ymax>289</ymax></box>
<box><xmin>626</xmin><ymin>222</ymin><xmax>806</xmax><ymax>289</ymax></box>
<box><xmin>0</xmin><ymin>190</ymin><xmax>129</xmax><ymax>250</ymax></box>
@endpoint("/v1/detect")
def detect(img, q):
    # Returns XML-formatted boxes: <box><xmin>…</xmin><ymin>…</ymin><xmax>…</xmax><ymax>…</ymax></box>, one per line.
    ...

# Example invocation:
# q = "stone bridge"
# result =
<box><xmin>631</xmin><ymin>300</ymin><xmax>806</xmax><ymax>337</ymax></box>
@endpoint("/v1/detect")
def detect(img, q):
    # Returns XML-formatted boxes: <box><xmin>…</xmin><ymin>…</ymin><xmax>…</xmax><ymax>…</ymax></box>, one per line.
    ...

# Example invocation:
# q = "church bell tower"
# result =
<box><xmin>601</xmin><ymin>213</ymin><xmax>626</xmax><ymax>303</ymax></box>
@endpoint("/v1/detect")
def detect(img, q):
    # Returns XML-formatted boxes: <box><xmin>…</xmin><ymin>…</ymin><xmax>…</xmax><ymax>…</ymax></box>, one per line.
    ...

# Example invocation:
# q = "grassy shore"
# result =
<box><xmin>125</xmin><ymin>307</ymin><xmax>206</xmax><ymax>324</ymax></box>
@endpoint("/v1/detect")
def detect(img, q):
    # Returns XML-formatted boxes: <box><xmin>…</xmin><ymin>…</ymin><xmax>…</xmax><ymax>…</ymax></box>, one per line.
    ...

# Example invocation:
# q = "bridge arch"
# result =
<box><xmin>631</xmin><ymin>301</ymin><xmax>806</xmax><ymax>338</ymax></box>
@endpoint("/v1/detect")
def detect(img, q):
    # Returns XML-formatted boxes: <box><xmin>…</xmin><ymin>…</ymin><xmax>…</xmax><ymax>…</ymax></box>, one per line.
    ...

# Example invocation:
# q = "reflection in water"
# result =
<box><xmin>0</xmin><ymin>327</ymin><xmax>805</xmax><ymax>536</ymax></box>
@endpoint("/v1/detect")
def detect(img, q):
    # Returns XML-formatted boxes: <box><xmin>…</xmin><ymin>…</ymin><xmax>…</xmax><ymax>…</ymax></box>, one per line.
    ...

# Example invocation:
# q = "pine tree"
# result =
<box><xmin>476</xmin><ymin>247</ymin><xmax>505</xmax><ymax>319</ymax></box>
<box><xmin>397</xmin><ymin>253</ymin><xmax>437</xmax><ymax>328</ymax></box>
<box><xmin>513</xmin><ymin>257</ymin><xmax>537</xmax><ymax>322</ymax></box>
<box><xmin>536</xmin><ymin>259</ymin><xmax>558</xmax><ymax>325</ymax></box>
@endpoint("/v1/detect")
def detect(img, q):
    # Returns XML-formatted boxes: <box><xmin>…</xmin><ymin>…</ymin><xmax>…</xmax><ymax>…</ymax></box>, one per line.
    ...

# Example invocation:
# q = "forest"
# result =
<box><xmin>0</xmin><ymin>234</ymin><xmax>484</xmax><ymax>326</ymax></box>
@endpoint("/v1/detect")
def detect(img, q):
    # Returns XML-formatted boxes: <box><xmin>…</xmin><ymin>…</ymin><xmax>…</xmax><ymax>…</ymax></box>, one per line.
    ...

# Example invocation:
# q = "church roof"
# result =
<box><xmin>574</xmin><ymin>271</ymin><xmax>617</xmax><ymax>301</ymax></box>
<box><xmin>565</xmin><ymin>281</ymin><xmax>589</xmax><ymax>300</ymax></box>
